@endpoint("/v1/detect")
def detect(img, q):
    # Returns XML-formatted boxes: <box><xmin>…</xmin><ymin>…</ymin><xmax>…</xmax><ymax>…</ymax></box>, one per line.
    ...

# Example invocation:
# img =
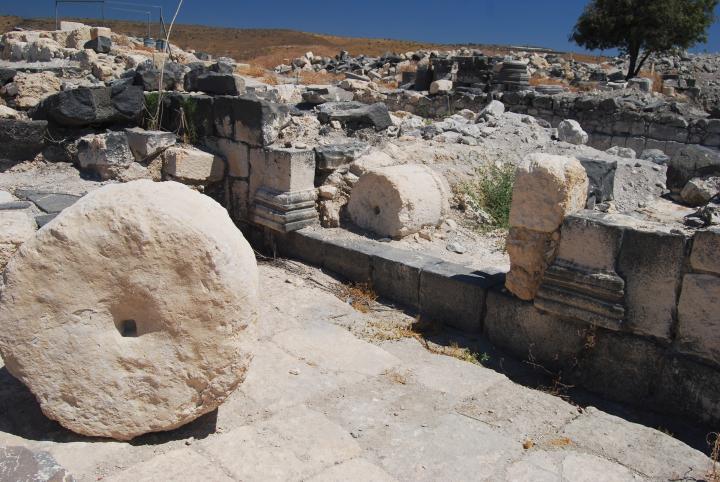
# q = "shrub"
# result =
<box><xmin>455</xmin><ymin>163</ymin><xmax>516</xmax><ymax>230</ymax></box>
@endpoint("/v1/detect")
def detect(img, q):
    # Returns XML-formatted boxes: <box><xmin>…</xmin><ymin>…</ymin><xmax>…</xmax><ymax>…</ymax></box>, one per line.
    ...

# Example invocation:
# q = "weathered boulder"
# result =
<box><xmin>32</xmin><ymin>83</ymin><xmax>144</xmax><ymax>127</ymax></box>
<box><xmin>667</xmin><ymin>144</ymin><xmax>720</xmax><ymax>192</ymax></box>
<box><xmin>506</xmin><ymin>153</ymin><xmax>589</xmax><ymax>301</ymax></box>
<box><xmin>478</xmin><ymin>100</ymin><xmax>505</xmax><ymax>120</ymax></box>
<box><xmin>1</xmin><ymin>71</ymin><xmax>62</xmax><ymax>109</ymax></box>
<box><xmin>125</xmin><ymin>127</ymin><xmax>176</xmax><ymax>161</ymax></box>
<box><xmin>429</xmin><ymin>79</ymin><xmax>453</xmax><ymax>95</ymax></box>
<box><xmin>0</xmin><ymin>119</ymin><xmax>47</xmax><ymax>161</ymax></box>
<box><xmin>347</xmin><ymin>164</ymin><xmax>449</xmax><ymax>238</ymax></box>
<box><xmin>557</xmin><ymin>119</ymin><xmax>589</xmax><ymax>145</ymax></box>
<box><xmin>317</xmin><ymin>102</ymin><xmax>392</xmax><ymax>131</ymax></box>
<box><xmin>681</xmin><ymin>176</ymin><xmax>720</xmax><ymax>206</ymax></box>
<box><xmin>640</xmin><ymin>148</ymin><xmax>670</xmax><ymax>165</ymax></box>
<box><xmin>0</xmin><ymin>180</ymin><xmax>258</xmax><ymax>440</ymax></box>
<box><xmin>77</xmin><ymin>131</ymin><xmax>134</xmax><ymax>180</ymax></box>
<box><xmin>605</xmin><ymin>146</ymin><xmax>636</xmax><ymax>159</ymax></box>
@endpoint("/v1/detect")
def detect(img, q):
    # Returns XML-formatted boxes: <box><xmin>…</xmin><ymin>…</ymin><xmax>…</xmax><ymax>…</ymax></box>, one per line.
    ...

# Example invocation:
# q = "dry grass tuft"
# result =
<box><xmin>236</xmin><ymin>64</ymin><xmax>267</xmax><ymax>78</ymax></box>
<box><xmin>708</xmin><ymin>433</ymin><xmax>720</xmax><ymax>482</ymax></box>
<box><xmin>383</xmin><ymin>368</ymin><xmax>410</xmax><ymax>385</ymax></box>
<box><xmin>298</xmin><ymin>70</ymin><xmax>342</xmax><ymax>85</ymax></box>
<box><xmin>335</xmin><ymin>283</ymin><xmax>377</xmax><ymax>313</ymax></box>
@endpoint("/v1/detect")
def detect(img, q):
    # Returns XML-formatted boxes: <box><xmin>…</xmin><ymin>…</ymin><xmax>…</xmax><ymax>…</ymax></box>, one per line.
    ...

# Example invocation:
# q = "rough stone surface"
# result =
<box><xmin>77</xmin><ymin>131</ymin><xmax>134</xmax><ymax>180</ymax></box>
<box><xmin>667</xmin><ymin>144</ymin><xmax>720</xmax><ymax>191</ymax></box>
<box><xmin>162</xmin><ymin>145</ymin><xmax>224</xmax><ymax>184</ymax></box>
<box><xmin>347</xmin><ymin>164</ymin><xmax>450</xmax><ymax>238</ymax></box>
<box><xmin>317</xmin><ymin>101</ymin><xmax>393</xmax><ymax>131</ymax></box>
<box><xmin>557</xmin><ymin>119</ymin><xmax>588</xmax><ymax>145</ymax></box>
<box><xmin>429</xmin><ymin>79</ymin><xmax>453</xmax><ymax>95</ymax></box>
<box><xmin>0</xmin><ymin>209</ymin><xmax>37</xmax><ymax>271</ymax></box>
<box><xmin>0</xmin><ymin>446</ymin><xmax>75</xmax><ymax>482</ymax></box>
<box><xmin>677</xmin><ymin>273</ymin><xmax>720</xmax><ymax>364</ymax></box>
<box><xmin>0</xmin><ymin>180</ymin><xmax>259</xmax><ymax>440</ymax></box>
<box><xmin>125</xmin><ymin>127</ymin><xmax>176</xmax><ymax>161</ymax></box>
<box><xmin>32</xmin><ymin>84</ymin><xmax>144</xmax><ymax>127</ymax></box>
<box><xmin>681</xmin><ymin>176</ymin><xmax>720</xmax><ymax>206</ymax></box>
<box><xmin>506</xmin><ymin>153</ymin><xmax>589</xmax><ymax>300</ymax></box>
<box><xmin>691</xmin><ymin>227</ymin><xmax>720</xmax><ymax>274</ymax></box>
<box><xmin>0</xmin><ymin>118</ymin><xmax>47</xmax><ymax>161</ymax></box>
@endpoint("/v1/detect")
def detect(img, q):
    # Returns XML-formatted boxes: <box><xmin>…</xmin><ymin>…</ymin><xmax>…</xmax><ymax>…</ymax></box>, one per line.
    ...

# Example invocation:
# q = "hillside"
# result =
<box><xmin>1</xmin><ymin>15</ymin><xmax>601</xmax><ymax>68</ymax></box>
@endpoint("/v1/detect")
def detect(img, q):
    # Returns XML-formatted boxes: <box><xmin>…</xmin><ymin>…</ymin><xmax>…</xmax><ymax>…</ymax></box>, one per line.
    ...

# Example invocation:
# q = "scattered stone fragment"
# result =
<box><xmin>557</xmin><ymin>119</ymin><xmax>589</xmax><ymax>145</ymax></box>
<box><xmin>84</xmin><ymin>36</ymin><xmax>111</xmax><ymax>54</ymax></box>
<box><xmin>0</xmin><ymin>446</ymin><xmax>74</xmax><ymax>482</ymax></box>
<box><xmin>317</xmin><ymin>102</ymin><xmax>392</xmax><ymax>131</ymax></box>
<box><xmin>125</xmin><ymin>127</ymin><xmax>177</xmax><ymax>161</ymax></box>
<box><xmin>0</xmin><ymin>180</ymin><xmax>259</xmax><ymax>440</ymax></box>
<box><xmin>606</xmin><ymin>146</ymin><xmax>636</xmax><ymax>159</ymax></box>
<box><xmin>429</xmin><ymin>79</ymin><xmax>453</xmax><ymax>95</ymax></box>
<box><xmin>681</xmin><ymin>176</ymin><xmax>720</xmax><ymax>206</ymax></box>
<box><xmin>77</xmin><ymin>131</ymin><xmax>135</xmax><ymax>180</ymax></box>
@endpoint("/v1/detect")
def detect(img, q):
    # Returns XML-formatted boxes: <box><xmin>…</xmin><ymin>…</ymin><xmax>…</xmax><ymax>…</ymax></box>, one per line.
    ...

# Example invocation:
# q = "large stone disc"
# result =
<box><xmin>0</xmin><ymin>180</ymin><xmax>258</xmax><ymax>440</ymax></box>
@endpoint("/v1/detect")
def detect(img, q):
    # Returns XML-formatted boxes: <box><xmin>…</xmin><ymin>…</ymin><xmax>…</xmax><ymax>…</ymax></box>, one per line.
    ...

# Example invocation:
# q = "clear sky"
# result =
<box><xmin>3</xmin><ymin>0</ymin><xmax>720</xmax><ymax>53</ymax></box>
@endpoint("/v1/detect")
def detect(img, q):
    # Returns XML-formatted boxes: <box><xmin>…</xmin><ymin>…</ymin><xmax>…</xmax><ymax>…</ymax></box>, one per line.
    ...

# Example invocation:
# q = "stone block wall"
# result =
<box><xmin>370</xmin><ymin>89</ymin><xmax>720</xmax><ymax>155</ymax></box>
<box><xmin>158</xmin><ymin>92</ymin><xmax>318</xmax><ymax>233</ymax></box>
<box><xmin>488</xmin><ymin>210</ymin><xmax>720</xmax><ymax>424</ymax></box>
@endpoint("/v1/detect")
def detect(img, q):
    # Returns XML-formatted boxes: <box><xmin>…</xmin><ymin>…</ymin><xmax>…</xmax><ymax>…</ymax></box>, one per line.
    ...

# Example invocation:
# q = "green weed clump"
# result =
<box><xmin>455</xmin><ymin>163</ymin><xmax>516</xmax><ymax>230</ymax></box>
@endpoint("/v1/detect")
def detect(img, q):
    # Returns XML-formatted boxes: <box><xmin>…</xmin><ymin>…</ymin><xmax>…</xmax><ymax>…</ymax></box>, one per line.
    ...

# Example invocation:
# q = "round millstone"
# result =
<box><xmin>0</xmin><ymin>180</ymin><xmax>259</xmax><ymax>440</ymax></box>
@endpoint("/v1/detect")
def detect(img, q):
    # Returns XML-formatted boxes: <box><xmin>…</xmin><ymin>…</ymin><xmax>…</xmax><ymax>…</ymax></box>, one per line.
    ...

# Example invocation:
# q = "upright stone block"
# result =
<box><xmin>163</xmin><ymin>145</ymin><xmax>224</xmax><ymax>184</ymax></box>
<box><xmin>690</xmin><ymin>227</ymin><xmax>720</xmax><ymax>275</ymax></box>
<box><xmin>505</xmin><ymin>153</ymin><xmax>589</xmax><ymax>300</ymax></box>
<box><xmin>212</xmin><ymin>95</ymin><xmax>290</xmax><ymax>147</ymax></box>
<box><xmin>249</xmin><ymin>147</ymin><xmax>317</xmax><ymax>232</ymax></box>
<box><xmin>535</xmin><ymin>211</ymin><xmax>629</xmax><ymax>330</ymax></box>
<box><xmin>617</xmin><ymin>227</ymin><xmax>688</xmax><ymax>340</ymax></box>
<box><xmin>676</xmin><ymin>274</ymin><xmax>720</xmax><ymax>365</ymax></box>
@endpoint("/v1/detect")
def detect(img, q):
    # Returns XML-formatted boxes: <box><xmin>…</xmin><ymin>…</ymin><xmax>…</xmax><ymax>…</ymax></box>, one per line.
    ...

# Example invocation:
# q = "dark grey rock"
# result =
<box><xmin>191</xmin><ymin>72</ymin><xmax>245</xmax><ymax>96</ymax></box>
<box><xmin>0</xmin><ymin>119</ymin><xmax>47</xmax><ymax>161</ymax></box>
<box><xmin>84</xmin><ymin>35</ymin><xmax>111</xmax><ymax>54</ymax></box>
<box><xmin>35</xmin><ymin>213</ymin><xmax>58</xmax><ymax>227</ymax></box>
<box><xmin>0</xmin><ymin>201</ymin><xmax>33</xmax><ymax>210</ymax></box>
<box><xmin>576</xmin><ymin>156</ymin><xmax>617</xmax><ymax>207</ymax></box>
<box><xmin>212</xmin><ymin>94</ymin><xmax>290</xmax><ymax>146</ymax></box>
<box><xmin>302</xmin><ymin>86</ymin><xmax>354</xmax><ymax>105</ymax></box>
<box><xmin>317</xmin><ymin>101</ymin><xmax>392</xmax><ymax>131</ymax></box>
<box><xmin>31</xmin><ymin>84</ymin><xmax>144</xmax><ymax>127</ymax></box>
<box><xmin>0</xmin><ymin>446</ymin><xmax>75</xmax><ymax>482</ymax></box>
<box><xmin>16</xmin><ymin>190</ymin><xmax>81</xmax><ymax>213</ymax></box>
<box><xmin>209</xmin><ymin>58</ymin><xmax>236</xmax><ymax>74</ymax></box>
<box><xmin>134</xmin><ymin>62</ymin><xmax>186</xmax><ymax>91</ymax></box>
<box><xmin>0</xmin><ymin>67</ymin><xmax>16</xmax><ymax>86</ymax></box>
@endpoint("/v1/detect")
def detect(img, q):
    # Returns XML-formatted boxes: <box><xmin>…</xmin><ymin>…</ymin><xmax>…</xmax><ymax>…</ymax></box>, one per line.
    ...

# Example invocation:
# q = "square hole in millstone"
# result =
<box><xmin>119</xmin><ymin>319</ymin><xmax>138</xmax><ymax>337</ymax></box>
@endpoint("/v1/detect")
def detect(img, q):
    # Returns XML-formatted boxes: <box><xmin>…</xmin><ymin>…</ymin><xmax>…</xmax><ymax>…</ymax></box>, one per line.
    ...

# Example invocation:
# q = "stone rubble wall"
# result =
<box><xmin>365</xmin><ymin>89</ymin><xmax>720</xmax><ymax>155</ymax></box>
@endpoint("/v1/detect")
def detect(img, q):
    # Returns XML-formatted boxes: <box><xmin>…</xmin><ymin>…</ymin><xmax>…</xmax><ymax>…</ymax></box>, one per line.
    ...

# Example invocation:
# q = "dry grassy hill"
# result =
<box><xmin>0</xmin><ymin>15</ymin><xmax>605</xmax><ymax>68</ymax></box>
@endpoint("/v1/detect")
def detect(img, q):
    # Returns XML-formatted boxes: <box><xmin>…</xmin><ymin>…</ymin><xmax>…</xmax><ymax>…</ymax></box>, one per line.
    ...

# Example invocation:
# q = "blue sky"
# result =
<box><xmin>3</xmin><ymin>0</ymin><xmax>720</xmax><ymax>53</ymax></box>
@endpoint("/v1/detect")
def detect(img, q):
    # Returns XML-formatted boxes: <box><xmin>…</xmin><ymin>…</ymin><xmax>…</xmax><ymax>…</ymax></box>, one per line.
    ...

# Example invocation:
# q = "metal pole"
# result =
<box><xmin>55</xmin><ymin>1</ymin><xmax>59</xmax><ymax>30</ymax></box>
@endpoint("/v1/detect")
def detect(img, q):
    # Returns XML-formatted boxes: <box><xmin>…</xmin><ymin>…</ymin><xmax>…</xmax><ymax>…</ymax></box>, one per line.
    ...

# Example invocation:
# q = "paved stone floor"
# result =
<box><xmin>0</xmin><ymin>261</ymin><xmax>714</xmax><ymax>481</ymax></box>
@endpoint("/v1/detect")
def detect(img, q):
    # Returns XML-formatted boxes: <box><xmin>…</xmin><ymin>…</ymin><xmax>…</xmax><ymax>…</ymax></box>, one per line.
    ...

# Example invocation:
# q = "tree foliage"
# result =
<box><xmin>571</xmin><ymin>0</ymin><xmax>718</xmax><ymax>79</ymax></box>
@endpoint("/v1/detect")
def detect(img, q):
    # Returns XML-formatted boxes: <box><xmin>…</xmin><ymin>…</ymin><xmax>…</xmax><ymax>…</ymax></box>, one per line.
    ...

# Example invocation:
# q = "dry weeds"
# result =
<box><xmin>298</xmin><ymin>70</ymin><xmax>342</xmax><ymax>85</ymax></box>
<box><xmin>708</xmin><ymin>432</ymin><xmax>720</xmax><ymax>482</ymax></box>
<box><xmin>335</xmin><ymin>283</ymin><xmax>377</xmax><ymax>313</ymax></box>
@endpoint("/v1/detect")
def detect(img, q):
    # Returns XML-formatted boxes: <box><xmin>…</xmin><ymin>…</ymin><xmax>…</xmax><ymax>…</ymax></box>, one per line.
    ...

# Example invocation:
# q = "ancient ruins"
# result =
<box><xmin>0</xmin><ymin>12</ymin><xmax>718</xmax><ymax>481</ymax></box>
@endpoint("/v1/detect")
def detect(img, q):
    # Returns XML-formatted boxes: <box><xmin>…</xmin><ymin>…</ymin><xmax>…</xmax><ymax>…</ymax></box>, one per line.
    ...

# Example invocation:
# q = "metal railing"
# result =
<box><xmin>54</xmin><ymin>0</ymin><xmax>167</xmax><ymax>39</ymax></box>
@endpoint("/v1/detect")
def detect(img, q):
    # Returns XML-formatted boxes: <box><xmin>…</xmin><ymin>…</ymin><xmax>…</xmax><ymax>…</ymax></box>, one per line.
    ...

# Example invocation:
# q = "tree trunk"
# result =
<box><xmin>626</xmin><ymin>46</ymin><xmax>640</xmax><ymax>80</ymax></box>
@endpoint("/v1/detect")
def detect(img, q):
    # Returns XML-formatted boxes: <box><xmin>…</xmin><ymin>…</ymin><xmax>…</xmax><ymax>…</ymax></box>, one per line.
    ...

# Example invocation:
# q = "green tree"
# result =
<box><xmin>571</xmin><ymin>0</ymin><xmax>718</xmax><ymax>80</ymax></box>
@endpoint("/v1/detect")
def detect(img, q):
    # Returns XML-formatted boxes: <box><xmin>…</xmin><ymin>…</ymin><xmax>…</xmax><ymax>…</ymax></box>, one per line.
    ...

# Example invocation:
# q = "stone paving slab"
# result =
<box><xmin>0</xmin><ymin>262</ymin><xmax>712</xmax><ymax>481</ymax></box>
